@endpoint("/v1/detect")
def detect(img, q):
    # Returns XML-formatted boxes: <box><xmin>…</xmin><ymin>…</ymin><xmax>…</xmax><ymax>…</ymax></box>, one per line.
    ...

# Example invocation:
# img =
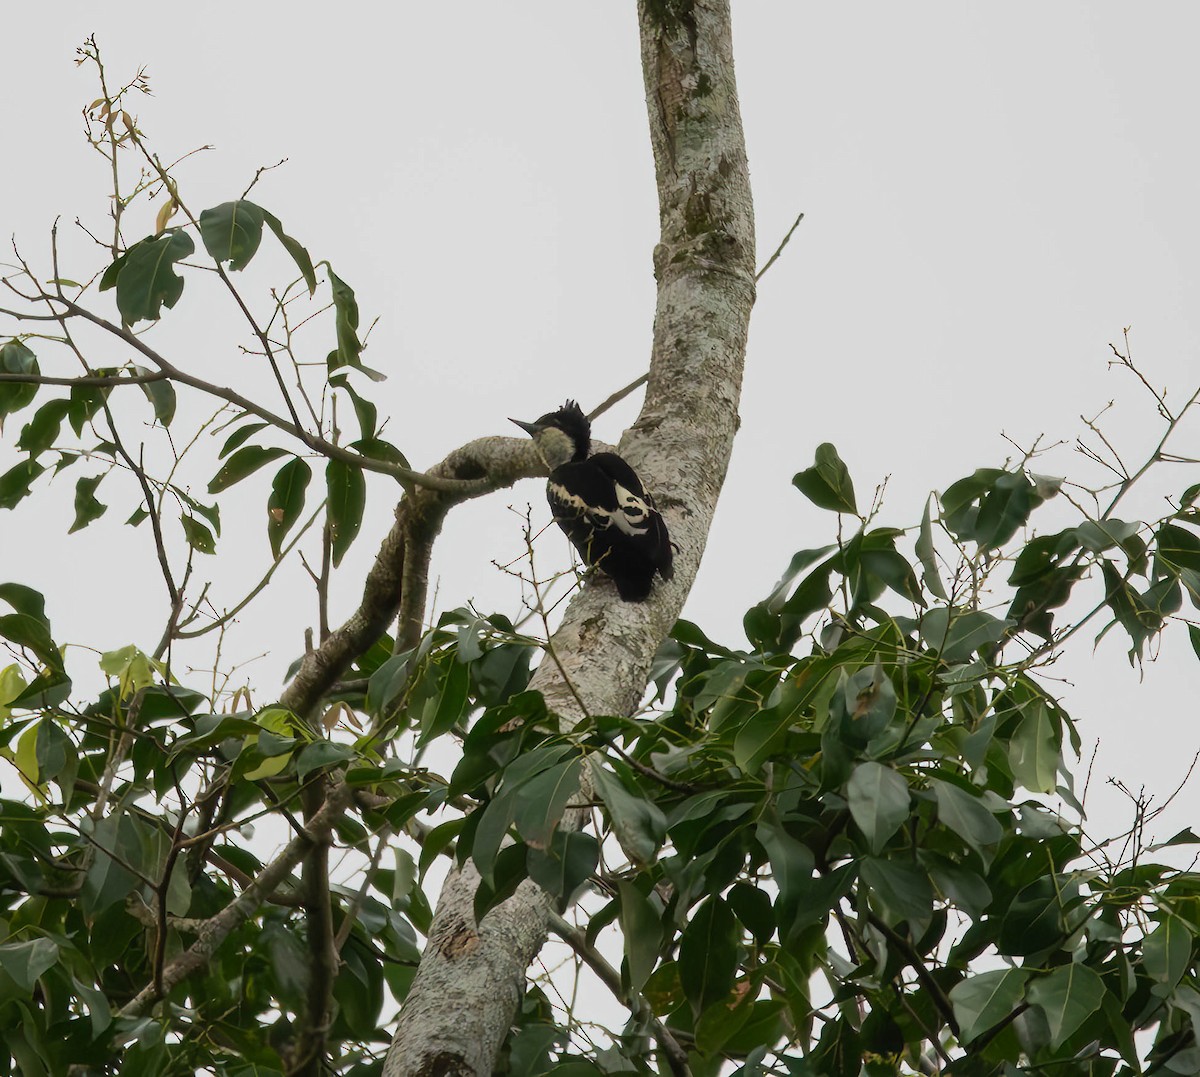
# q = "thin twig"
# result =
<box><xmin>588</xmin><ymin>373</ymin><xmax>648</xmax><ymax>422</ymax></box>
<box><xmin>0</xmin><ymin>370</ymin><xmax>169</xmax><ymax>386</ymax></box>
<box><xmin>547</xmin><ymin>911</ymin><xmax>691</xmax><ymax>1077</ymax></box>
<box><xmin>754</xmin><ymin>211</ymin><xmax>804</xmax><ymax>282</ymax></box>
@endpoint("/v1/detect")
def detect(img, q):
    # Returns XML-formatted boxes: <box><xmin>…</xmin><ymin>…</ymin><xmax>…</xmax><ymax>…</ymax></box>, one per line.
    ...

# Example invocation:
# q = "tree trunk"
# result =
<box><xmin>384</xmin><ymin>1</ymin><xmax>755</xmax><ymax>1071</ymax></box>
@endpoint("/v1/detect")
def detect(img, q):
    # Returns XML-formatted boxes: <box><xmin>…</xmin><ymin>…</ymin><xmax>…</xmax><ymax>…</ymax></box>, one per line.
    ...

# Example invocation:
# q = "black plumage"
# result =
<box><xmin>511</xmin><ymin>400</ymin><xmax>674</xmax><ymax>601</ymax></box>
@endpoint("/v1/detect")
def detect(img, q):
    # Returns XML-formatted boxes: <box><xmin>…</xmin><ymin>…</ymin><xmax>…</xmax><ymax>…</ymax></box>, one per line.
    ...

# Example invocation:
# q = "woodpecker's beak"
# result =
<box><xmin>509</xmin><ymin>417</ymin><xmax>543</xmax><ymax>437</ymax></box>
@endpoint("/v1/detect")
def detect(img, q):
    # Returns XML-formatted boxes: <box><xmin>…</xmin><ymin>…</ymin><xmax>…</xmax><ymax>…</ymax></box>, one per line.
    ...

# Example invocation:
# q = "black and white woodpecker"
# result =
<box><xmin>511</xmin><ymin>400</ymin><xmax>674</xmax><ymax>601</ymax></box>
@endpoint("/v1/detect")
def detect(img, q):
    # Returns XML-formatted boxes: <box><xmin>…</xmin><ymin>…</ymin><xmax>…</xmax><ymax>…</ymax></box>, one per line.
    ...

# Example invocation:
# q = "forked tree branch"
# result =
<box><xmin>118</xmin><ymin>779</ymin><xmax>353</xmax><ymax>1018</ymax></box>
<box><xmin>384</xmin><ymin>1</ymin><xmax>756</xmax><ymax>1072</ymax></box>
<box><xmin>279</xmin><ymin>435</ymin><xmax>549</xmax><ymax>717</ymax></box>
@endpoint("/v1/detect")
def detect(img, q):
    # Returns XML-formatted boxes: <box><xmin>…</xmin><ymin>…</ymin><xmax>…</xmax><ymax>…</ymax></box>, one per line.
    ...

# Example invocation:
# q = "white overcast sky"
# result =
<box><xmin>4</xmin><ymin>4</ymin><xmax>1200</xmax><ymax>842</ymax></box>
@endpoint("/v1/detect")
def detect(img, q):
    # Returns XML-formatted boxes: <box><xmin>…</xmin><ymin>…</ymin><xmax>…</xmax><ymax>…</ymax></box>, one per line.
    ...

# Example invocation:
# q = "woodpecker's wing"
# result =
<box><xmin>586</xmin><ymin>453</ymin><xmax>658</xmax><ymax>537</ymax></box>
<box><xmin>589</xmin><ymin>453</ymin><xmax>674</xmax><ymax>581</ymax></box>
<box><xmin>546</xmin><ymin>453</ymin><xmax>674</xmax><ymax>596</ymax></box>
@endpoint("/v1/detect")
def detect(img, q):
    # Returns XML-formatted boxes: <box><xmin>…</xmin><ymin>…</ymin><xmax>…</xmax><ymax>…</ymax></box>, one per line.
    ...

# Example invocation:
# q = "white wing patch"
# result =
<box><xmin>548</xmin><ymin>480</ymin><xmax>652</xmax><ymax>537</ymax></box>
<box><xmin>612</xmin><ymin>482</ymin><xmax>651</xmax><ymax>536</ymax></box>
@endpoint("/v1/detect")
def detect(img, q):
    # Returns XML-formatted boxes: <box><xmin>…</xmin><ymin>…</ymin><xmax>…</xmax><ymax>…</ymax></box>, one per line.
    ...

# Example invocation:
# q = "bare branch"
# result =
<box><xmin>36</xmin><ymin>294</ymin><xmax>496</xmax><ymax>495</ymax></box>
<box><xmin>0</xmin><ymin>370</ymin><xmax>169</xmax><ymax>386</ymax></box>
<box><xmin>755</xmin><ymin>210</ymin><xmax>804</xmax><ymax>281</ymax></box>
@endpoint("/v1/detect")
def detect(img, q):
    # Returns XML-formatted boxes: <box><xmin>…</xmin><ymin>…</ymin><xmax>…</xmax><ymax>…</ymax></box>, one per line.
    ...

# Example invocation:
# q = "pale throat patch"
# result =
<box><xmin>536</xmin><ymin>427</ymin><xmax>577</xmax><ymax>469</ymax></box>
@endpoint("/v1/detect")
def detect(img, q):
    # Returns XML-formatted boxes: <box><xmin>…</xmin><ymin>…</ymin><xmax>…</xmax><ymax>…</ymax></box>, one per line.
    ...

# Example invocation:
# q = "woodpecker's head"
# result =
<box><xmin>510</xmin><ymin>399</ymin><xmax>591</xmax><ymax>467</ymax></box>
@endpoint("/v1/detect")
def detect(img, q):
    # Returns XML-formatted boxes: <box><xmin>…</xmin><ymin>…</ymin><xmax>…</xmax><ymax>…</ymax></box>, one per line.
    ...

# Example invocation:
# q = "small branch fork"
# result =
<box><xmin>119</xmin><ymin>779</ymin><xmax>353</xmax><ymax>1019</ymax></box>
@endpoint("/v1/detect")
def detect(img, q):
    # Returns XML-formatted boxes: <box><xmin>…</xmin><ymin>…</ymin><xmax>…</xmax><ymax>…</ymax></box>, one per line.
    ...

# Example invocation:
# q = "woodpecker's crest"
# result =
<box><xmin>511</xmin><ymin>400</ymin><xmax>674</xmax><ymax>601</ymax></box>
<box><xmin>509</xmin><ymin>399</ymin><xmax>590</xmax><ymax>469</ymax></box>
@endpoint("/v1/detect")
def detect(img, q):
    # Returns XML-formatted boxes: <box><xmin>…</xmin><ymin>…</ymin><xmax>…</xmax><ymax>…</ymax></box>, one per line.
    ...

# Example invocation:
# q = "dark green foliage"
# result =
<box><xmin>100</xmin><ymin>228</ymin><xmax>195</xmax><ymax>324</ymax></box>
<box><xmin>5</xmin><ymin>211</ymin><xmax>1200</xmax><ymax>1074</ymax></box>
<box><xmin>0</xmin><ymin>341</ymin><xmax>39</xmax><ymax>427</ymax></box>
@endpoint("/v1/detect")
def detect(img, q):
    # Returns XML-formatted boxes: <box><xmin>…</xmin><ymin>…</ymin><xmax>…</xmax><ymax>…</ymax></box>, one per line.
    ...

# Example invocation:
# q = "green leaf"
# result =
<box><xmin>0</xmin><ymin>340</ymin><xmax>39</xmax><ymax>425</ymax></box>
<box><xmin>350</xmin><ymin>436</ymin><xmax>411</xmax><ymax>469</ymax></box>
<box><xmin>793</xmin><ymin>443</ymin><xmax>857</xmax><ymax>514</ymax></box>
<box><xmin>527</xmin><ymin>830</ymin><xmax>598</xmax><ymax>907</ymax></box>
<box><xmin>14</xmin><ymin>722</ymin><xmax>42</xmax><ymax>787</ymax></box>
<box><xmin>512</xmin><ymin>758</ymin><xmax>582</xmax><ymax>848</ymax></box>
<box><xmin>0</xmin><ymin>583</ymin><xmax>48</xmax><ymax>625</ymax></box>
<box><xmin>0</xmin><ymin>612</ymin><xmax>62</xmax><ymax>672</ymax></box>
<box><xmin>263</xmin><ymin>210</ymin><xmax>317</xmax><ymax>296</ymax></box>
<box><xmin>67</xmin><ymin>380</ymin><xmax>110</xmax><ymax>436</ymax></box>
<box><xmin>326</xmin><ymin>266</ymin><xmax>364</xmax><ymax>375</ymax></box>
<box><xmin>104</xmin><ymin>229</ymin><xmax>196</xmax><ymax>324</ymax></box>
<box><xmin>470</xmin><ymin>789</ymin><xmax>518</xmax><ymax>885</ymax></box>
<box><xmin>941</xmin><ymin>469</ymin><xmax>1055</xmax><ymax>549</ymax></box>
<box><xmin>860</xmin><ymin>857</ymin><xmax>933</xmax><ymax>925</ymax></box>
<box><xmin>267</xmin><ymin>457</ymin><xmax>312</xmax><ymax>558</ymax></box>
<box><xmin>1157</xmin><ymin>522</ymin><xmax>1200</xmax><ymax>572</ymax></box>
<box><xmin>920</xmin><ymin>607</ymin><xmax>1013</xmax><ymax>663</ymax></box>
<box><xmin>198</xmin><ymin>200</ymin><xmax>265</xmax><ymax>270</ymax></box>
<box><xmin>1026</xmin><ymin>963</ymin><xmax>1106</xmax><ymax>1049</ymax></box>
<box><xmin>678</xmin><ymin>896</ymin><xmax>739</xmax><ymax>1016</ymax></box>
<box><xmin>0</xmin><ymin>459</ymin><xmax>45</xmax><ymax>510</ymax></box>
<box><xmin>846</xmin><ymin>762</ymin><xmax>910</xmax><ymax>854</ymax></box>
<box><xmin>81</xmin><ymin>813</ymin><xmax>144</xmax><ymax>916</ymax></box>
<box><xmin>505</xmin><ymin>1022</ymin><xmax>561</xmax><ymax>1077</ymax></box>
<box><xmin>335</xmin><ymin>379</ymin><xmax>378</xmax><ymax>441</ymax></box>
<box><xmin>940</xmin><ymin>468</ymin><xmax>1004</xmax><ymax>543</ymax></box>
<box><xmin>846</xmin><ymin>528</ymin><xmax>925</xmax><ymax>606</ymax></box>
<box><xmin>1076</xmin><ymin>518</ymin><xmax>1141</xmax><ymax>554</ymax></box>
<box><xmin>181</xmin><ymin>492</ymin><xmax>221</xmax><ymax>536</ymax></box>
<box><xmin>974</xmin><ymin>470</ymin><xmax>1050</xmax><ymax>547</ymax></box>
<box><xmin>696</xmin><ymin>988</ymin><xmax>756</xmax><ymax>1057</ymax></box>
<box><xmin>930</xmin><ymin>779</ymin><xmax>1003</xmax><ymax>853</ymax></box>
<box><xmin>208</xmin><ymin>445</ymin><xmax>287</xmax><ymax>493</ymax></box>
<box><xmin>135</xmin><ymin>367</ymin><xmax>176</xmax><ymax>426</ymax></box>
<box><xmin>0</xmin><ymin>663</ymin><xmax>28</xmax><ymax>720</ymax></box>
<box><xmin>326</xmin><ymin>458</ymin><xmax>366</xmax><ymax>567</ymax></box>
<box><xmin>728</xmin><ymin>882</ymin><xmax>774</xmax><ymax>946</ymax></box>
<box><xmin>295</xmin><ymin>740</ymin><xmax>356</xmax><ymax>778</ymax></box>
<box><xmin>418</xmin><ymin>818</ymin><xmax>465</xmax><ymax>880</ymax></box>
<box><xmin>924</xmin><ymin>854</ymin><xmax>992</xmax><ymax>918</ymax></box>
<box><xmin>591</xmin><ymin>764</ymin><xmax>666</xmax><ymax>866</ymax></box>
<box><xmin>733</xmin><ymin>665</ymin><xmax>829</xmax><ymax>772</ymax></box>
<box><xmin>417</xmin><ymin>654</ymin><xmax>470</xmax><ymax>745</ymax></box>
<box><xmin>916</xmin><ymin>495</ymin><xmax>949</xmax><ymax>601</ymax></box>
<box><xmin>1101</xmin><ymin>559</ymin><xmax>1161</xmax><ymax>660</ymax></box>
<box><xmin>1144</xmin><ymin>914</ymin><xmax>1191</xmax><ymax>996</ymax></box>
<box><xmin>841</xmin><ymin>658</ymin><xmax>896</xmax><ymax>742</ymax></box>
<box><xmin>997</xmin><ymin>877</ymin><xmax>1074</xmax><ymax>957</ymax></box>
<box><xmin>618</xmin><ymin>881</ymin><xmax>663</xmax><ymax>994</ymax></box>
<box><xmin>1008</xmin><ymin>698</ymin><xmax>1059</xmax><ymax>794</ymax></box>
<box><xmin>17</xmin><ymin>398</ymin><xmax>70</xmax><ymax>457</ymax></box>
<box><xmin>0</xmin><ymin>938</ymin><xmax>58</xmax><ymax>992</ymax></box>
<box><xmin>180</xmin><ymin>513</ymin><xmax>216</xmax><ymax>554</ymax></box>
<box><xmin>756</xmin><ymin>821</ymin><xmax>832</xmax><ymax>938</ymax></box>
<box><xmin>69</xmin><ymin>473</ymin><xmax>107</xmax><ymax>533</ymax></box>
<box><xmin>949</xmin><ymin>968</ymin><xmax>1028</xmax><ymax>1043</ymax></box>
<box><xmin>219</xmin><ymin>419</ymin><xmax>270</xmax><ymax>458</ymax></box>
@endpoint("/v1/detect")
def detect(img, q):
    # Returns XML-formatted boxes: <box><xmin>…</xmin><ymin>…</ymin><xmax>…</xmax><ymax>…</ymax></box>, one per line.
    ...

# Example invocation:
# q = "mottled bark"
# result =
<box><xmin>384</xmin><ymin>1</ymin><xmax>755</xmax><ymax>1073</ymax></box>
